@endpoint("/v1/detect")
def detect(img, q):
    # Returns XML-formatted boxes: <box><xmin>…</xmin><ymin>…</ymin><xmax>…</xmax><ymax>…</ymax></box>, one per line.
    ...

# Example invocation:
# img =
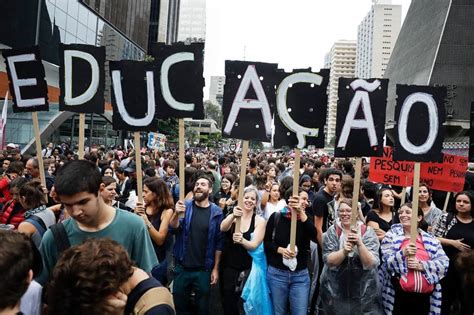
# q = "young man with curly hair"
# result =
<box><xmin>36</xmin><ymin>160</ymin><xmax>158</xmax><ymax>285</ymax></box>
<box><xmin>47</xmin><ymin>238</ymin><xmax>175</xmax><ymax>315</ymax></box>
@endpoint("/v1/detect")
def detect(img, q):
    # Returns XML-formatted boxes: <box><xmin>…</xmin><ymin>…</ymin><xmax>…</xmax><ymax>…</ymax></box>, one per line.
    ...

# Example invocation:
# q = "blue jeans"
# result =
<box><xmin>267</xmin><ymin>265</ymin><xmax>310</xmax><ymax>315</ymax></box>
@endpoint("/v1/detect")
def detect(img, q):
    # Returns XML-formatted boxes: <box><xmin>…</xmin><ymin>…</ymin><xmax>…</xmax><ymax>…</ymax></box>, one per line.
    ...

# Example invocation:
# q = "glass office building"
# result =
<box><xmin>0</xmin><ymin>0</ymin><xmax>150</xmax><ymax>151</ymax></box>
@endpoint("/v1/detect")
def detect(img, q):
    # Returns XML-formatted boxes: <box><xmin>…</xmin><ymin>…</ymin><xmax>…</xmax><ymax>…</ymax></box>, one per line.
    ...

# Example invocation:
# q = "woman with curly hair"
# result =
<box><xmin>47</xmin><ymin>238</ymin><xmax>175</xmax><ymax>315</ymax></box>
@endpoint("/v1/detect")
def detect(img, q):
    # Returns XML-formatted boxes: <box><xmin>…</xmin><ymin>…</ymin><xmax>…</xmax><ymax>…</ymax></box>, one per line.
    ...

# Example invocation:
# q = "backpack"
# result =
<box><xmin>50</xmin><ymin>223</ymin><xmax>71</xmax><ymax>256</ymax></box>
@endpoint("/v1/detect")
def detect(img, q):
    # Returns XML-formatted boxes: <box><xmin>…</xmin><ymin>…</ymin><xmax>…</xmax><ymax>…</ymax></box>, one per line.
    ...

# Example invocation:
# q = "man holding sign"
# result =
<box><xmin>169</xmin><ymin>174</ymin><xmax>224</xmax><ymax>314</ymax></box>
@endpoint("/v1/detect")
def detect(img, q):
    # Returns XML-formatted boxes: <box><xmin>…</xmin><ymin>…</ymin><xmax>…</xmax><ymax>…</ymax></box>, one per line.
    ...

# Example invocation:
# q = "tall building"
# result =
<box><xmin>0</xmin><ymin>0</ymin><xmax>150</xmax><ymax>151</ymax></box>
<box><xmin>383</xmin><ymin>0</ymin><xmax>474</xmax><ymax>150</ymax></box>
<box><xmin>79</xmin><ymin>0</ymin><xmax>152</xmax><ymax>51</ymax></box>
<box><xmin>148</xmin><ymin>0</ymin><xmax>181</xmax><ymax>49</ymax></box>
<box><xmin>356</xmin><ymin>0</ymin><xmax>401</xmax><ymax>79</ymax></box>
<box><xmin>209</xmin><ymin>76</ymin><xmax>225</xmax><ymax>106</ymax></box>
<box><xmin>325</xmin><ymin>40</ymin><xmax>357</xmax><ymax>146</ymax></box>
<box><xmin>177</xmin><ymin>0</ymin><xmax>205</xmax><ymax>43</ymax></box>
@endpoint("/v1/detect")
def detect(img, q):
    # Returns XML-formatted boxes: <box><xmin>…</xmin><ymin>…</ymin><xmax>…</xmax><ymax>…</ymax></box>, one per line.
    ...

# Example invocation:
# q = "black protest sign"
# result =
<box><xmin>2</xmin><ymin>46</ymin><xmax>48</xmax><ymax>112</ymax></box>
<box><xmin>273</xmin><ymin>68</ymin><xmax>329</xmax><ymax>149</ymax></box>
<box><xmin>393</xmin><ymin>84</ymin><xmax>446</xmax><ymax>162</ymax></box>
<box><xmin>335</xmin><ymin>78</ymin><xmax>388</xmax><ymax>157</ymax></box>
<box><xmin>150</xmin><ymin>42</ymin><xmax>204</xmax><ymax>119</ymax></box>
<box><xmin>59</xmin><ymin>44</ymin><xmax>105</xmax><ymax>114</ymax></box>
<box><xmin>109</xmin><ymin>60</ymin><xmax>158</xmax><ymax>131</ymax></box>
<box><xmin>470</xmin><ymin>101</ymin><xmax>474</xmax><ymax>162</ymax></box>
<box><xmin>222</xmin><ymin>61</ymin><xmax>279</xmax><ymax>142</ymax></box>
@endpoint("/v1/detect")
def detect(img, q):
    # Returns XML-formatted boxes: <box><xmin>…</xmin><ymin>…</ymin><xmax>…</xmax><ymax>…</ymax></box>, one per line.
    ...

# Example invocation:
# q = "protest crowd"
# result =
<box><xmin>0</xmin><ymin>142</ymin><xmax>473</xmax><ymax>315</ymax></box>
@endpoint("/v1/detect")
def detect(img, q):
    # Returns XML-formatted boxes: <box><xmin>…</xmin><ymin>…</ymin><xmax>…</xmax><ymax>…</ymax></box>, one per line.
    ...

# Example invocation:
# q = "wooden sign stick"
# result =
<box><xmin>235</xmin><ymin>140</ymin><xmax>249</xmax><ymax>233</ymax></box>
<box><xmin>32</xmin><ymin>112</ymin><xmax>47</xmax><ymax>193</ymax></box>
<box><xmin>350</xmin><ymin>157</ymin><xmax>362</xmax><ymax>228</ymax></box>
<box><xmin>410</xmin><ymin>162</ymin><xmax>421</xmax><ymax>244</ymax></box>
<box><xmin>400</xmin><ymin>175</ymin><xmax>408</xmax><ymax>205</ymax></box>
<box><xmin>290</xmin><ymin>148</ymin><xmax>301</xmax><ymax>252</ymax></box>
<box><xmin>78</xmin><ymin>113</ymin><xmax>85</xmax><ymax>159</ymax></box>
<box><xmin>179</xmin><ymin>118</ymin><xmax>185</xmax><ymax>201</ymax></box>
<box><xmin>134</xmin><ymin>132</ymin><xmax>143</xmax><ymax>205</ymax></box>
<box><xmin>443</xmin><ymin>192</ymin><xmax>451</xmax><ymax>212</ymax></box>
<box><xmin>400</xmin><ymin>187</ymin><xmax>407</xmax><ymax>205</ymax></box>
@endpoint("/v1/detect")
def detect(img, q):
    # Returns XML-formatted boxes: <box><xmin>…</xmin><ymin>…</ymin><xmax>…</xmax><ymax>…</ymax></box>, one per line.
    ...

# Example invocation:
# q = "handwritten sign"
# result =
<box><xmin>369</xmin><ymin>147</ymin><xmax>466</xmax><ymax>192</ymax></box>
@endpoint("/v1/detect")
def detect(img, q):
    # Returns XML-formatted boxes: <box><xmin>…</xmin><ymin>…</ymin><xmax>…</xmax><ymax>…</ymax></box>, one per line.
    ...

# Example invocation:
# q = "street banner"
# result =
<box><xmin>147</xmin><ymin>132</ymin><xmax>166</xmax><ymax>151</ymax></box>
<box><xmin>335</xmin><ymin>78</ymin><xmax>388</xmax><ymax>157</ymax></box>
<box><xmin>59</xmin><ymin>43</ymin><xmax>105</xmax><ymax>114</ymax></box>
<box><xmin>393</xmin><ymin>84</ymin><xmax>447</xmax><ymax>162</ymax></box>
<box><xmin>273</xmin><ymin>68</ymin><xmax>329</xmax><ymax>149</ymax></box>
<box><xmin>369</xmin><ymin>147</ymin><xmax>466</xmax><ymax>192</ymax></box>
<box><xmin>2</xmin><ymin>46</ymin><xmax>49</xmax><ymax>112</ymax></box>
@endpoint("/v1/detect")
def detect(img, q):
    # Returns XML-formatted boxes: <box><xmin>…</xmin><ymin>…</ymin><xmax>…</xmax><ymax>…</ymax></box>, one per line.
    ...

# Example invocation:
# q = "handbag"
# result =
<box><xmin>398</xmin><ymin>237</ymin><xmax>434</xmax><ymax>294</ymax></box>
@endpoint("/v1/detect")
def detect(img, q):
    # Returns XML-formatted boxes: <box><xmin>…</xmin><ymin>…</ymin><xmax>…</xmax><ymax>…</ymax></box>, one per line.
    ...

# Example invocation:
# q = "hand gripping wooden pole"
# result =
<box><xmin>179</xmin><ymin>118</ymin><xmax>185</xmax><ymax>201</ymax></box>
<box><xmin>350</xmin><ymin>158</ymin><xmax>362</xmax><ymax>228</ymax></box>
<box><xmin>410</xmin><ymin>162</ymin><xmax>421</xmax><ymax>244</ymax></box>
<box><xmin>235</xmin><ymin>140</ymin><xmax>249</xmax><ymax>233</ymax></box>
<box><xmin>290</xmin><ymin>148</ymin><xmax>301</xmax><ymax>252</ymax></box>
<box><xmin>134</xmin><ymin>132</ymin><xmax>143</xmax><ymax>205</ymax></box>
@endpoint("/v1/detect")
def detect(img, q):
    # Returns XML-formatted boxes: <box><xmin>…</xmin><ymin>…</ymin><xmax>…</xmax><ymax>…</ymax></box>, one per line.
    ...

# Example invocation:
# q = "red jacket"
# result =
<box><xmin>0</xmin><ymin>200</ymin><xmax>26</xmax><ymax>228</ymax></box>
<box><xmin>0</xmin><ymin>176</ymin><xmax>12</xmax><ymax>204</ymax></box>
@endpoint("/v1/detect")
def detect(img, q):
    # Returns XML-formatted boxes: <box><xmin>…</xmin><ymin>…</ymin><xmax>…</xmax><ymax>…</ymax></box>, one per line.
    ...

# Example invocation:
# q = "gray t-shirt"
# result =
<box><xmin>425</xmin><ymin>205</ymin><xmax>443</xmax><ymax>227</ymax></box>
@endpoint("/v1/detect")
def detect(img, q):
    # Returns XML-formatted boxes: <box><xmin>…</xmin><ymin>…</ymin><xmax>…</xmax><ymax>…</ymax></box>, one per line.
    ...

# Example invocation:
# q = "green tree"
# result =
<box><xmin>156</xmin><ymin>118</ymin><xmax>179</xmax><ymax>143</ymax></box>
<box><xmin>204</xmin><ymin>101</ymin><xmax>223</xmax><ymax>129</ymax></box>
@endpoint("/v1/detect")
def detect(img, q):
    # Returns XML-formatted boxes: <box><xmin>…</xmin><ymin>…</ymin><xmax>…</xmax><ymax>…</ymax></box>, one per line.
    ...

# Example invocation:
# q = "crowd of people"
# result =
<box><xmin>0</xmin><ymin>141</ymin><xmax>473</xmax><ymax>315</ymax></box>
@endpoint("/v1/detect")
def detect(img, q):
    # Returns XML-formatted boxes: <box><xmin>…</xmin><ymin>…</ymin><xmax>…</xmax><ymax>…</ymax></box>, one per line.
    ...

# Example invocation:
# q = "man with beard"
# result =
<box><xmin>170</xmin><ymin>174</ymin><xmax>224</xmax><ymax>315</ymax></box>
<box><xmin>36</xmin><ymin>160</ymin><xmax>158</xmax><ymax>286</ymax></box>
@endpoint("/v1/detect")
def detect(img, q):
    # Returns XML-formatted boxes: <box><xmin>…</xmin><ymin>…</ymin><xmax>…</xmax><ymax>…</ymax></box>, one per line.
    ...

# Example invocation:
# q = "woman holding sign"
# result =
<box><xmin>220</xmin><ymin>186</ymin><xmax>267</xmax><ymax>315</ymax></box>
<box><xmin>264</xmin><ymin>188</ymin><xmax>316</xmax><ymax>315</ymax></box>
<box><xmin>380</xmin><ymin>203</ymin><xmax>449</xmax><ymax>315</ymax></box>
<box><xmin>316</xmin><ymin>199</ymin><xmax>380</xmax><ymax>315</ymax></box>
<box><xmin>432</xmin><ymin>191</ymin><xmax>474</xmax><ymax>315</ymax></box>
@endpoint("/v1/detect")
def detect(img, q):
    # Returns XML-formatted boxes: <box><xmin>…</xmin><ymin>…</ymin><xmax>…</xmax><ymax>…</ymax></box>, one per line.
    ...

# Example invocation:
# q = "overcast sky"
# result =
<box><xmin>203</xmin><ymin>0</ymin><xmax>412</xmax><ymax>99</ymax></box>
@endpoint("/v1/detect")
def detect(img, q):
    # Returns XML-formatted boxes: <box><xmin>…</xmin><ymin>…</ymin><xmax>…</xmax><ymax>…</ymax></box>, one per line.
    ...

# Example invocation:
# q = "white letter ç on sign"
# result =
<box><xmin>277</xmin><ymin>72</ymin><xmax>323</xmax><ymax>149</ymax></box>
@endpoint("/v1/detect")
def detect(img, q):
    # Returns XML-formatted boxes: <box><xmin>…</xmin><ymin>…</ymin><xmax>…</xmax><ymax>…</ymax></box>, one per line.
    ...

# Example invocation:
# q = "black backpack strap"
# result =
<box><xmin>272</xmin><ymin>212</ymin><xmax>280</xmax><ymax>242</ymax></box>
<box><xmin>50</xmin><ymin>223</ymin><xmax>71</xmax><ymax>255</ymax></box>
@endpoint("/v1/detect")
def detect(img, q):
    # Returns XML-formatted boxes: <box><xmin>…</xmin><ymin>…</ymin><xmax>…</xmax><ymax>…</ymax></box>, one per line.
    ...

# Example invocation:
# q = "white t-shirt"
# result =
<box><xmin>20</xmin><ymin>280</ymin><xmax>42</xmax><ymax>315</ymax></box>
<box><xmin>264</xmin><ymin>199</ymin><xmax>287</xmax><ymax>220</ymax></box>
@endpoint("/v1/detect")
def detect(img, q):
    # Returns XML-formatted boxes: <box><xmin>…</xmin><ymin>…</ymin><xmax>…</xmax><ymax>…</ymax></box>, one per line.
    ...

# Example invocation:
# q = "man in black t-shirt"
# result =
<box><xmin>312</xmin><ymin>168</ymin><xmax>342</xmax><ymax>248</ymax></box>
<box><xmin>170</xmin><ymin>174</ymin><xmax>224</xmax><ymax>315</ymax></box>
<box><xmin>309</xmin><ymin>168</ymin><xmax>342</xmax><ymax>313</ymax></box>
